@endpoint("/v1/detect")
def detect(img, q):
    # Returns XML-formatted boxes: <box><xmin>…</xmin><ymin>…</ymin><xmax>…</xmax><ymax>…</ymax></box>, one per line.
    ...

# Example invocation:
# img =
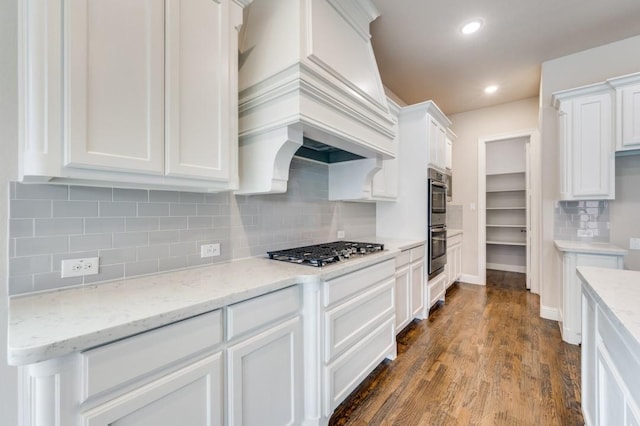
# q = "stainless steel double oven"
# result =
<box><xmin>428</xmin><ymin>168</ymin><xmax>447</xmax><ymax>278</ymax></box>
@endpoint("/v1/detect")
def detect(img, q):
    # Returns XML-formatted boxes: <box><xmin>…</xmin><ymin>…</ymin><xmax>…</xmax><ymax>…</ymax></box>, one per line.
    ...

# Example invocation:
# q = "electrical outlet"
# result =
<box><xmin>630</xmin><ymin>238</ymin><xmax>640</xmax><ymax>250</ymax></box>
<box><xmin>201</xmin><ymin>243</ymin><xmax>221</xmax><ymax>258</ymax></box>
<box><xmin>337</xmin><ymin>230</ymin><xmax>345</xmax><ymax>239</ymax></box>
<box><xmin>61</xmin><ymin>257</ymin><xmax>99</xmax><ymax>278</ymax></box>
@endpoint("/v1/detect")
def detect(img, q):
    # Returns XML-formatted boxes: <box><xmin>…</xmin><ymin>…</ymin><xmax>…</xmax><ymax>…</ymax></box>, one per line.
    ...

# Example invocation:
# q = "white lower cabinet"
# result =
<box><xmin>445</xmin><ymin>233</ymin><xmax>462</xmax><ymax>288</ymax></box>
<box><xmin>558</xmin><ymin>250</ymin><xmax>624</xmax><ymax>345</ymax></box>
<box><xmin>581</xmin><ymin>284</ymin><xmax>640</xmax><ymax>426</ymax></box>
<box><xmin>227</xmin><ymin>318</ymin><xmax>302</xmax><ymax>426</ymax></box>
<box><xmin>80</xmin><ymin>353</ymin><xmax>223</xmax><ymax>426</ymax></box>
<box><xmin>394</xmin><ymin>244</ymin><xmax>426</xmax><ymax>334</ymax></box>
<box><xmin>320</xmin><ymin>259</ymin><xmax>397</xmax><ymax>418</ymax></box>
<box><xmin>18</xmin><ymin>258</ymin><xmax>405</xmax><ymax>425</ymax></box>
<box><xmin>427</xmin><ymin>272</ymin><xmax>446</xmax><ymax>309</ymax></box>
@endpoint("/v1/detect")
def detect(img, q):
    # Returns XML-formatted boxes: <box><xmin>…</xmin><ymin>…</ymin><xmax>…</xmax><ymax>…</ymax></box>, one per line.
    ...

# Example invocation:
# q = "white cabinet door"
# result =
<box><xmin>65</xmin><ymin>0</ymin><xmax>165</xmax><ymax>174</ymax></box>
<box><xmin>80</xmin><ymin>353</ymin><xmax>223</xmax><ymax>426</ymax></box>
<box><xmin>428</xmin><ymin>118</ymin><xmax>446</xmax><ymax>171</ymax></box>
<box><xmin>555</xmin><ymin>90</ymin><xmax>614</xmax><ymax>200</ymax></box>
<box><xmin>165</xmin><ymin>0</ymin><xmax>232</xmax><ymax>181</ymax></box>
<box><xmin>445</xmin><ymin>136</ymin><xmax>453</xmax><ymax>172</ymax></box>
<box><xmin>227</xmin><ymin>317</ymin><xmax>303</xmax><ymax>426</ymax></box>
<box><xmin>410</xmin><ymin>260</ymin><xmax>425</xmax><ymax>318</ymax></box>
<box><xmin>596</xmin><ymin>345</ymin><xmax>625</xmax><ymax>426</ymax></box>
<box><xmin>581</xmin><ymin>290</ymin><xmax>596</xmax><ymax>426</ymax></box>
<box><xmin>394</xmin><ymin>266</ymin><xmax>411</xmax><ymax>334</ymax></box>
<box><xmin>571</xmin><ymin>93</ymin><xmax>613</xmax><ymax>198</ymax></box>
<box><xmin>619</xmin><ymin>83</ymin><xmax>640</xmax><ymax>150</ymax></box>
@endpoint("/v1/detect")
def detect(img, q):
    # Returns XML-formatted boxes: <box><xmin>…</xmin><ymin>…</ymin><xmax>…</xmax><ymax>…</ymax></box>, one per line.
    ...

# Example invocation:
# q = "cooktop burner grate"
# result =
<box><xmin>267</xmin><ymin>241</ymin><xmax>384</xmax><ymax>267</ymax></box>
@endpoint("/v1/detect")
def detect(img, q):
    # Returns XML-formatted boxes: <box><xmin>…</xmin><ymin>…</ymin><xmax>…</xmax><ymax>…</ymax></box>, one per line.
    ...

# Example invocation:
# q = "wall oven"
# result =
<box><xmin>428</xmin><ymin>168</ymin><xmax>447</xmax><ymax>277</ymax></box>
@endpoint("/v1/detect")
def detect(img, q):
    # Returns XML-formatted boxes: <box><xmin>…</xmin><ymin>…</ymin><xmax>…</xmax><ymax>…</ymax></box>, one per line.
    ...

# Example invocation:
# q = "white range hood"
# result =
<box><xmin>236</xmin><ymin>0</ymin><xmax>396</xmax><ymax>195</ymax></box>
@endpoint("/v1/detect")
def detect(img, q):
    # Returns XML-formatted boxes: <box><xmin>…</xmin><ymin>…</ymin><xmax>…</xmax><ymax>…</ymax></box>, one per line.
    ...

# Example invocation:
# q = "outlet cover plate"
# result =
<box><xmin>201</xmin><ymin>243</ymin><xmax>221</xmax><ymax>258</ymax></box>
<box><xmin>61</xmin><ymin>257</ymin><xmax>99</xmax><ymax>278</ymax></box>
<box><xmin>630</xmin><ymin>238</ymin><xmax>640</xmax><ymax>250</ymax></box>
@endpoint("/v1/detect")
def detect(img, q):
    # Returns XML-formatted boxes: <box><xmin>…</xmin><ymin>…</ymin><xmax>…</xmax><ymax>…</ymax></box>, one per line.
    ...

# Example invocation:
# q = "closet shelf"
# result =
<box><xmin>486</xmin><ymin>207</ymin><xmax>526</xmax><ymax>210</ymax></box>
<box><xmin>486</xmin><ymin>224</ymin><xmax>526</xmax><ymax>228</ymax></box>
<box><xmin>486</xmin><ymin>188</ymin><xmax>526</xmax><ymax>193</ymax></box>
<box><xmin>486</xmin><ymin>241</ymin><xmax>527</xmax><ymax>247</ymax></box>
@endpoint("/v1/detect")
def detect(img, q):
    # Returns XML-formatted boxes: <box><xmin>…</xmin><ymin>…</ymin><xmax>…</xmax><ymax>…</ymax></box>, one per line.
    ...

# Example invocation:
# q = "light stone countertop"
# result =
<box><xmin>554</xmin><ymin>240</ymin><xmax>628</xmax><ymax>255</ymax></box>
<box><xmin>447</xmin><ymin>228</ymin><xmax>463</xmax><ymax>237</ymax></box>
<box><xmin>577</xmin><ymin>266</ymin><xmax>640</xmax><ymax>355</ymax></box>
<box><xmin>8</xmin><ymin>238</ymin><xmax>416</xmax><ymax>367</ymax></box>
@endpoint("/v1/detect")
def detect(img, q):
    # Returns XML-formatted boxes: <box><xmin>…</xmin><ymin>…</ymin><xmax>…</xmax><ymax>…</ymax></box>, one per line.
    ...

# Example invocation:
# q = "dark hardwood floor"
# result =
<box><xmin>329</xmin><ymin>270</ymin><xmax>583</xmax><ymax>426</ymax></box>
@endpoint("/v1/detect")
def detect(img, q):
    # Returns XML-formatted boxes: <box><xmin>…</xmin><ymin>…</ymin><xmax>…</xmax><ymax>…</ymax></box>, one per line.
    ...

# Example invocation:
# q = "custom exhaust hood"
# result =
<box><xmin>236</xmin><ymin>0</ymin><xmax>396</xmax><ymax>195</ymax></box>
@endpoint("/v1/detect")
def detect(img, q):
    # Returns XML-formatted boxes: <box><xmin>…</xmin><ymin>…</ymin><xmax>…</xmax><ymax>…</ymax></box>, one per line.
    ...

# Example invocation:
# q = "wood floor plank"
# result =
<box><xmin>329</xmin><ymin>270</ymin><xmax>583</xmax><ymax>426</ymax></box>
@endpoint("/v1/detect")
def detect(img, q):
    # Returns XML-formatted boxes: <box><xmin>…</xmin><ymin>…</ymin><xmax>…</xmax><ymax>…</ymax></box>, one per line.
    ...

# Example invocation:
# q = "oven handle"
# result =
<box><xmin>430</xmin><ymin>225</ymin><xmax>447</xmax><ymax>234</ymax></box>
<box><xmin>430</xmin><ymin>181</ymin><xmax>448</xmax><ymax>189</ymax></box>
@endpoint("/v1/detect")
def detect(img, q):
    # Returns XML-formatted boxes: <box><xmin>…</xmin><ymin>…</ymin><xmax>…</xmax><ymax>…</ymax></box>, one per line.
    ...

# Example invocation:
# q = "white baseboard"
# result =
<box><xmin>459</xmin><ymin>274</ymin><xmax>484</xmax><ymax>285</ymax></box>
<box><xmin>486</xmin><ymin>263</ymin><xmax>526</xmax><ymax>273</ymax></box>
<box><xmin>540</xmin><ymin>305</ymin><xmax>559</xmax><ymax>321</ymax></box>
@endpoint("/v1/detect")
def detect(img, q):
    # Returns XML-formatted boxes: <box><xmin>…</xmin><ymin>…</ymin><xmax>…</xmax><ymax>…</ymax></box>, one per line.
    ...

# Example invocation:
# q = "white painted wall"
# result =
<box><xmin>1</xmin><ymin>0</ymin><xmax>19</xmax><ymax>424</ymax></box>
<box><xmin>486</xmin><ymin>137</ymin><xmax>527</xmax><ymax>175</ymax></box>
<box><xmin>448</xmin><ymin>98</ymin><xmax>539</xmax><ymax>283</ymax></box>
<box><xmin>612</xmin><ymin>155</ymin><xmax>640</xmax><ymax>270</ymax></box>
<box><xmin>540</xmin><ymin>34</ymin><xmax>640</xmax><ymax>313</ymax></box>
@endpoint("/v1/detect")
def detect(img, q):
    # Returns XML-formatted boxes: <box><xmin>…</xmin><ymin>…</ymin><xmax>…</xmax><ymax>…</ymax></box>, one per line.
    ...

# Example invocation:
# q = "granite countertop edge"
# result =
<box><xmin>554</xmin><ymin>239</ymin><xmax>628</xmax><ymax>255</ymax></box>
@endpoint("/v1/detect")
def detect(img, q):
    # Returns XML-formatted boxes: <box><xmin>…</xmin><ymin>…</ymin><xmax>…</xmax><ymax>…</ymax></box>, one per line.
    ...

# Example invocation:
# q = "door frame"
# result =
<box><xmin>477</xmin><ymin>128</ymin><xmax>541</xmax><ymax>295</ymax></box>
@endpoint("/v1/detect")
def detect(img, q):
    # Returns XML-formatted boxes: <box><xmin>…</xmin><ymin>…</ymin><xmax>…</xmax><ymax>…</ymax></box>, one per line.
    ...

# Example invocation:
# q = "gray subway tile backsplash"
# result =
<box><xmin>113</xmin><ymin>188</ymin><xmax>148</xmax><ymax>202</ymax></box>
<box><xmin>554</xmin><ymin>200</ymin><xmax>610</xmax><ymax>242</ymax></box>
<box><xmin>35</xmin><ymin>218</ymin><xmax>84</xmax><ymax>236</ymax></box>
<box><xmin>69</xmin><ymin>233</ymin><xmax>112</xmax><ymax>252</ymax></box>
<box><xmin>11</xmin><ymin>199</ymin><xmax>52</xmax><ymax>218</ymax></box>
<box><xmin>8</xmin><ymin>158</ymin><xmax>376</xmax><ymax>295</ymax></box>
<box><xmin>16</xmin><ymin>236</ymin><xmax>68</xmax><ymax>256</ymax></box>
<box><xmin>10</xmin><ymin>219</ymin><xmax>34</xmax><ymax>238</ymax></box>
<box><xmin>53</xmin><ymin>200</ymin><xmax>99</xmax><ymax>217</ymax></box>
<box><xmin>99</xmin><ymin>201</ymin><xmax>137</xmax><ymax>217</ymax></box>
<box><xmin>70</xmin><ymin>186</ymin><xmax>113</xmax><ymax>201</ymax></box>
<box><xmin>15</xmin><ymin>183</ymin><xmax>67</xmax><ymax>200</ymax></box>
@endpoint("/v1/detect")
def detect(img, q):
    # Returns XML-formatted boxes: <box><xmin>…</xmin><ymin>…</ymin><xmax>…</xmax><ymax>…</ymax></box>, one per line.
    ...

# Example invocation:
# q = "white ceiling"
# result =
<box><xmin>370</xmin><ymin>0</ymin><xmax>640</xmax><ymax>115</ymax></box>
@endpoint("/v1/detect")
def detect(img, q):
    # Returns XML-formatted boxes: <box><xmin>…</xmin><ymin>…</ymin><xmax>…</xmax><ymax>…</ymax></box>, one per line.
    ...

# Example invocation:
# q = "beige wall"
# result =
<box><xmin>612</xmin><ymin>155</ymin><xmax>640</xmax><ymax>270</ymax></box>
<box><xmin>540</xmin><ymin>35</ymin><xmax>640</xmax><ymax>313</ymax></box>
<box><xmin>449</xmin><ymin>98</ymin><xmax>539</xmax><ymax>282</ymax></box>
<box><xmin>1</xmin><ymin>0</ymin><xmax>19</xmax><ymax>424</ymax></box>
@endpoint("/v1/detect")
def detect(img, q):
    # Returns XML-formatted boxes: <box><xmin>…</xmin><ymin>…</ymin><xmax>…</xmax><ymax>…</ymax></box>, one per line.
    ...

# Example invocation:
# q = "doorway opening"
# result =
<box><xmin>478</xmin><ymin>129</ymin><xmax>540</xmax><ymax>295</ymax></box>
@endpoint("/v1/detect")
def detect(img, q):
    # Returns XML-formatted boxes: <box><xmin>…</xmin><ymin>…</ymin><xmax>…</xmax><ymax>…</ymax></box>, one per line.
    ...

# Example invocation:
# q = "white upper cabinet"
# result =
<box><xmin>65</xmin><ymin>0</ymin><xmax>166</xmax><ymax>175</ymax></box>
<box><xmin>445</xmin><ymin>129</ymin><xmax>455</xmax><ymax>172</ymax></box>
<box><xmin>428</xmin><ymin>117</ymin><xmax>448</xmax><ymax>172</ymax></box>
<box><xmin>552</xmin><ymin>83</ymin><xmax>615</xmax><ymax>200</ymax></box>
<box><xmin>610</xmin><ymin>73</ymin><xmax>640</xmax><ymax>151</ymax></box>
<box><xmin>20</xmin><ymin>0</ymin><xmax>248</xmax><ymax>191</ymax></box>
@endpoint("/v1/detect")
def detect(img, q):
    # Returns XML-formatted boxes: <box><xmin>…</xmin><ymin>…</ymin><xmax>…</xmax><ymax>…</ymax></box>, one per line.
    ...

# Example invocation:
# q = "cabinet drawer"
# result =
<box><xmin>447</xmin><ymin>234</ymin><xmax>462</xmax><ymax>246</ymax></box>
<box><xmin>428</xmin><ymin>274</ymin><xmax>446</xmax><ymax>307</ymax></box>
<box><xmin>596</xmin><ymin>305</ymin><xmax>640</xmax><ymax>398</ymax></box>
<box><xmin>324</xmin><ymin>317</ymin><xmax>395</xmax><ymax>416</ymax></box>
<box><xmin>81</xmin><ymin>310</ymin><xmax>222</xmax><ymax>401</ymax></box>
<box><xmin>323</xmin><ymin>259</ymin><xmax>395</xmax><ymax>307</ymax></box>
<box><xmin>410</xmin><ymin>245</ymin><xmax>425</xmax><ymax>262</ymax></box>
<box><xmin>396</xmin><ymin>249</ymin><xmax>411</xmax><ymax>268</ymax></box>
<box><xmin>226</xmin><ymin>285</ymin><xmax>300</xmax><ymax>340</ymax></box>
<box><xmin>324</xmin><ymin>279</ymin><xmax>394</xmax><ymax>362</ymax></box>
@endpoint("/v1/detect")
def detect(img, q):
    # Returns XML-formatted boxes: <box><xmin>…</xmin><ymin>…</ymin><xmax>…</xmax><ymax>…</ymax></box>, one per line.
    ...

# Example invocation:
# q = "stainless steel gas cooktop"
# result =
<box><xmin>267</xmin><ymin>241</ymin><xmax>384</xmax><ymax>267</ymax></box>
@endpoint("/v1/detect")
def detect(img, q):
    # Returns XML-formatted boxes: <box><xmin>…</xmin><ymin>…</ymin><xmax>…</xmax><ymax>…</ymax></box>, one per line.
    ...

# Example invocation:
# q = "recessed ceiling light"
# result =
<box><xmin>484</xmin><ymin>85</ymin><xmax>498</xmax><ymax>94</ymax></box>
<box><xmin>461</xmin><ymin>19</ymin><xmax>483</xmax><ymax>35</ymax></box>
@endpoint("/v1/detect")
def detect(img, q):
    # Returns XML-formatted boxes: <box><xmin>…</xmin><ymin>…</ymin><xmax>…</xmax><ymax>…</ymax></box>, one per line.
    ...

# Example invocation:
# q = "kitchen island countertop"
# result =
<box><xmin>577</xmin><ymin>266</ymin><xmax>640</xmax><ymax>355</ymax></box>
<box><xmin>8</xmin><ymin>237</ymin><xmax>423</xmax><ymax>367</ymax></box>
